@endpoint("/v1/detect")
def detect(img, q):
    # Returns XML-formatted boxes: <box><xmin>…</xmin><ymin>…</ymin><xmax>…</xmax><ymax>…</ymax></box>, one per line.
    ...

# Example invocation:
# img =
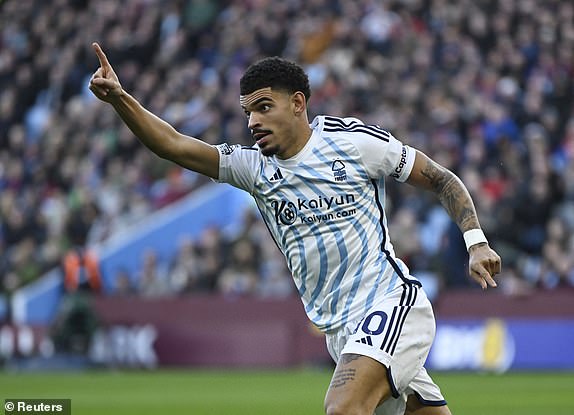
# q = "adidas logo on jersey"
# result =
<box><xmin>269</xmin><ymin>168</ymin><xmax>284</xmax><ymax>182</ymax></box>
<box><xmin>355</xmin><ymin>336</ymin><xmax>373</xmax><ymax>346</ymax></box>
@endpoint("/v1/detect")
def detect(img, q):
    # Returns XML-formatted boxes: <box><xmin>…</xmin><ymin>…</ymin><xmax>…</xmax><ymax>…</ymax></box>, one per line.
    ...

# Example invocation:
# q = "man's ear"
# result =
<box><xmin>291</xmin><ymin>91</ymin><xmax>307</xmax><ymax>116</ymax></box>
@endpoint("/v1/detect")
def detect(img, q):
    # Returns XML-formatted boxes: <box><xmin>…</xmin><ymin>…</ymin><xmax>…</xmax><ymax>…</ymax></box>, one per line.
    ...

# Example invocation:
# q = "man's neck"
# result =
<box><xmin>278</xmin><ymin>123</ymin><xmax>313</xmax><ymax>159</ymax></box>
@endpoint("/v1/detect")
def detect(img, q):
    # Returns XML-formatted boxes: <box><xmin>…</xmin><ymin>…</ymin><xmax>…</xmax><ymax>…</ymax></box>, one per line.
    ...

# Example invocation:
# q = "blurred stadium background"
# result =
<box><xmin>1</xmin><ymin>0</ymin><xmax>574</xmax><ymax>413</ymax></box>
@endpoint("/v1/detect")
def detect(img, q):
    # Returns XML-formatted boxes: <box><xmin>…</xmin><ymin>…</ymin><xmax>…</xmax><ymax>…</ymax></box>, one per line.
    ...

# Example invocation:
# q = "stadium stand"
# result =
<box><xmin>1</xmin><ymin>0</ymin><xmax>574</xmax><ymax>319</ymax></box>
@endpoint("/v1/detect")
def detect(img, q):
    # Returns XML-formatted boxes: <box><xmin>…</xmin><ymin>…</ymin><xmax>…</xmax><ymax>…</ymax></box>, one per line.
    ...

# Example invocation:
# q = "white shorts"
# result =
<box><xmin>325</xmin><ymin>283</ymin><xmax>446</xmax><ymax>414</ymax></box>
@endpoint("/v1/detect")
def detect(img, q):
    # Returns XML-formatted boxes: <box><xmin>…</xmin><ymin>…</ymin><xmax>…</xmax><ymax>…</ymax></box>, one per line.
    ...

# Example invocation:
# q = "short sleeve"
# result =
<box><xmin>213</xmin><ymin>143</ymin><xmax>259</xmax><ymax>194</ymax></box>
<box><xmin>352</xmin><ymin>129</ymin><xmax>416</xmax><ymax>182</ymax></box>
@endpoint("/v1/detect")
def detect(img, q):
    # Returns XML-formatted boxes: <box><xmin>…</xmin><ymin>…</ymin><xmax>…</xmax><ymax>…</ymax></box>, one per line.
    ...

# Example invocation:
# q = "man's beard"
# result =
<box><xmin>260</xmin><ymin>144</ymin><xmax>279</xmax><ymax>157</ymax></box>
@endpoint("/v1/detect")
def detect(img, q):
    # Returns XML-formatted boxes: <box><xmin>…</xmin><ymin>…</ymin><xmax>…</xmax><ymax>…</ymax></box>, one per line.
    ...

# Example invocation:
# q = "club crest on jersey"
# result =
<box><xmin>332</xmin><ymin>160</ymin><xmax>347</xmax><ymax>182</ymax></box>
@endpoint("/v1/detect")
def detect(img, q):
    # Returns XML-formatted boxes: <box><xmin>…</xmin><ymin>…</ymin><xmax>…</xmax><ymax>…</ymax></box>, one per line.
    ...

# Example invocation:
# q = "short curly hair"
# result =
<box><xmin>240</xmin><ymin>57</ymin><xmax>311</xmax><ymax>102</ymax></box>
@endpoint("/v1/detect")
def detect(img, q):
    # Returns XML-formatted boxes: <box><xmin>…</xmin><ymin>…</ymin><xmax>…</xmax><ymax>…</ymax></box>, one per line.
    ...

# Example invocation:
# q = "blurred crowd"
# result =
<box><xmin>1</xmin><ymin>0</ymin><xmax>574</xmax><ymax>300</ymax></box>
<box><xmin>113</xmin><ymin>209</ymin><xmax>296</xmax><ymax>299</ymax></box>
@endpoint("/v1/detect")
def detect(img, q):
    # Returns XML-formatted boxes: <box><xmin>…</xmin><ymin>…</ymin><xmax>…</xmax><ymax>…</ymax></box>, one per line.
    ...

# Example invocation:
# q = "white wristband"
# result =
<box><xmin>463</xmin><ymin>229</ymin><xmax>488</xmax><ymax>251</ymax></box>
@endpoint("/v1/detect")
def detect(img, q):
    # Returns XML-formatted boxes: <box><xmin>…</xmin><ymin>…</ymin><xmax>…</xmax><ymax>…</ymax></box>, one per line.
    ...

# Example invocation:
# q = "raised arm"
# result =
<box><xmin>89</xmin><ymin>42</ymin><xmax>219</xmax><ymax>179</ymax></box>
<box><xmin>406</xmin><ymin>150</ymin><xmax>502</xmax><ymax>289</ymax></box>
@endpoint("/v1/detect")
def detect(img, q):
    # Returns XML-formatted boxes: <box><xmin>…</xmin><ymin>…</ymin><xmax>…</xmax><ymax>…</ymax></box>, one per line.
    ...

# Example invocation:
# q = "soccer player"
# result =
<box><xmin>89</xmin><ymin>43</ymin><xmax>501</xmax><ymax>415</ymax></box>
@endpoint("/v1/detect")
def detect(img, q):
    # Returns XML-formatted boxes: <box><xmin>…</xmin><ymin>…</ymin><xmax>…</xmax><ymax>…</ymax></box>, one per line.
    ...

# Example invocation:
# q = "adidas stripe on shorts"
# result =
<box><xmin>325</xmin><ymin>282</ymin><xmax>446</xmax><ymax>414</ymax></box>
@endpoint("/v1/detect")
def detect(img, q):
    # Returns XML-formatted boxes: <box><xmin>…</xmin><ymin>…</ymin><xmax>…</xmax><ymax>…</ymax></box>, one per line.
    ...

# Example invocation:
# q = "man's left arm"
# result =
<box><xmin>406</xmin><ymin>150</ymin><xmax>502</xmax><ymax>289</ymax></box>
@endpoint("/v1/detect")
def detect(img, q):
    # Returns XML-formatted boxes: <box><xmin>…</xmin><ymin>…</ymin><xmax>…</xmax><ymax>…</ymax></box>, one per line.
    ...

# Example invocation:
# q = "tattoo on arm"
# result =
<box><xmin>420</xmin><ymin>160</ymin><xmax>479</xmax><ymax>232</ymax></box>
<box><xmin>330</xmin><ymin>368</ymin><xmax>356</xmax><ymax>388</ymax></box>
<box><xmin>329</xmin><ymin>354</ymin><xmax>361</xmax><ymax>389</ymax></box>
<box><xmin>339</xmin><ymin>354</ymin><xmax>361</xmax><ymax>364</ymax></box>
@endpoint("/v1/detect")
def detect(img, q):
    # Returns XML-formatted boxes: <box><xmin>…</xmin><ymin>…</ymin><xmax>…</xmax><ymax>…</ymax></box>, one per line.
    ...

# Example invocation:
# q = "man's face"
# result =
<box><xmin>240</xmin><ymin>87</ymin><xmax>297</xmax><ymax>157</ymax></box>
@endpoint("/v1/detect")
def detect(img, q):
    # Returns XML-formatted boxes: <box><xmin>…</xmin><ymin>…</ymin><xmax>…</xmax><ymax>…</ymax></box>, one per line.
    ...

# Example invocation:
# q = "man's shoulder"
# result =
<box><xmin>312</xmin><ymin>114</ymin><xmax>365</xmax><ymax>130</ymax></box>
<box><xmin>314</xmin><ymin>115</ymin><xmax>392</xmax><ymax>145</ymax></box>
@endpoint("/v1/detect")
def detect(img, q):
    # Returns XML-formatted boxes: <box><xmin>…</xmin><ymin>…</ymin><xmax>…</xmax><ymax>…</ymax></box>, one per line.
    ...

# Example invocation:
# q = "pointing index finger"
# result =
<box><xmin>92</xmin><ymin>42</ymin><xmax>111</xmax><ymax>71</ymax></box>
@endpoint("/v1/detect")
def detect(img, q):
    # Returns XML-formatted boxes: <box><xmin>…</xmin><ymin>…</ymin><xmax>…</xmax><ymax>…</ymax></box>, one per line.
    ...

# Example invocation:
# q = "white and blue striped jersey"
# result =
<box><xmin>215</xmin><ymin>115</ymin><xmax>420</xmax><ymax>332</ymax></box>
